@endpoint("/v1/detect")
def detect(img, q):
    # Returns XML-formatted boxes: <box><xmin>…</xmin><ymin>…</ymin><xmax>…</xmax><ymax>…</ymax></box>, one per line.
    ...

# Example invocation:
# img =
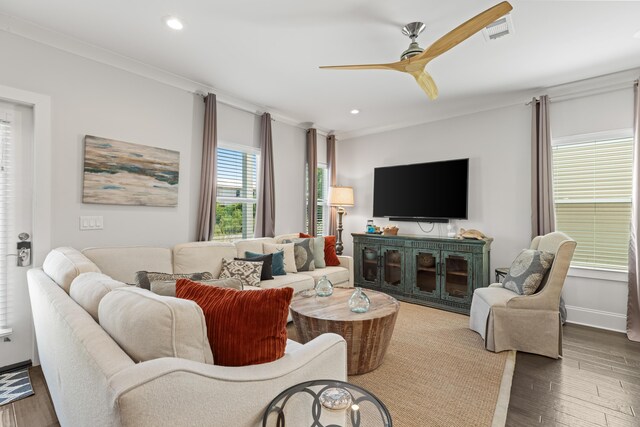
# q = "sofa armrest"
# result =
<box><xmin>337</xmin><ymin>256</ymin><xmax>354</xmax><ymax>287</ymax></box>
<box><xmin>108</xmin><ymin>333</ymin><xmax>347</xmax><ymax>427</ymax></box>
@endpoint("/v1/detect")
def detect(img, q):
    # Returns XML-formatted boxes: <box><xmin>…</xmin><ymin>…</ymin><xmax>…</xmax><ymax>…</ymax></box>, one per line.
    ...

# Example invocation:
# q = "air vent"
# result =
<box><xmin>482</xmin><ymin>13</ymin><xmax>514</xmax><ymax>41</ymax></box>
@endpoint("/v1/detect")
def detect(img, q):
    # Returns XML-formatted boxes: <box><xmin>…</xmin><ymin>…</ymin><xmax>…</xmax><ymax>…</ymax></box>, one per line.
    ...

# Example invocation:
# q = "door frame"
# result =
<box><xmin>0</xmin><ymin>85</ymin><xmax>52</xmax><ymax>365</ymax></box>
<box><xmin>0</xmin><ymin>85</ymin><xmax>52</xmax><ymax>266</ymax></box>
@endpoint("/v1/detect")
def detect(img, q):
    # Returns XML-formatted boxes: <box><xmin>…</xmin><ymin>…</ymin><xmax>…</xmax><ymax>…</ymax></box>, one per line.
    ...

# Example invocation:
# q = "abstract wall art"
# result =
<box><xmin>82</xmin><ymin>135</ymin><xmax>180</xmax><ymax>207</ymax></box>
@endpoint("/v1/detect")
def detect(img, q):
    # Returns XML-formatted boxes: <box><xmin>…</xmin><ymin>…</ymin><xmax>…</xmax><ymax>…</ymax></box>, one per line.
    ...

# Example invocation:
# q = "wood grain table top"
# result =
<box><xmin>290</xmin><ymin>287</ymin><xmax>400</xmax><ymax>322</ymax></box>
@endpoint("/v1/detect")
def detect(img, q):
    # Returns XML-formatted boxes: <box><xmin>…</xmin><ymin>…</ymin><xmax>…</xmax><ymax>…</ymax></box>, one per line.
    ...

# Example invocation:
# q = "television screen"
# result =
<box><xmin>373</xmin><ymin>158</ymin><xmax>469</xmax><ymax>221</ymax></box>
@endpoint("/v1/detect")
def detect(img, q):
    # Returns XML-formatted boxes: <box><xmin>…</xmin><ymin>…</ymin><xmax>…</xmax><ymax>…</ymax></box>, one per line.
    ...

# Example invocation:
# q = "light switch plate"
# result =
<box><xmin>80</xmin><ymin>216</ymin><xmax>103</xmax><ymax>230</ymax></box>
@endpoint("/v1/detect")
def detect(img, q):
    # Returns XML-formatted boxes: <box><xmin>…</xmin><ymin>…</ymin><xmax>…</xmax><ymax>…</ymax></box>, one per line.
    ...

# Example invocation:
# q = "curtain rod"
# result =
<box><xmin>525</xmin><ymin>79</ymin><xmax>637</xmax><ymax>106</ymax></box>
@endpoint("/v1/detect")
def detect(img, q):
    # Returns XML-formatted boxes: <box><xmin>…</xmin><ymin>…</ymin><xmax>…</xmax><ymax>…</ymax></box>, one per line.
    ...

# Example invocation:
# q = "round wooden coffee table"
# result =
<box><xmin>290</xmin><ymin>287</ymin><xmax>400</xmax><ymax>375</ymax></box>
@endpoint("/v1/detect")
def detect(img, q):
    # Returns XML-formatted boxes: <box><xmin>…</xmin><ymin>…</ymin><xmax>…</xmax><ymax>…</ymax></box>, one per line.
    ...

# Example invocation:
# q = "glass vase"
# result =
<box><xmin>315</xmin><ymin>275</ymin><xmax>333</xmax><ymax>297</ymax></box>
<box><xmin>348</xmin><ymin>287</ymin><xmax>371</xmax><ymax>313</ymax></box>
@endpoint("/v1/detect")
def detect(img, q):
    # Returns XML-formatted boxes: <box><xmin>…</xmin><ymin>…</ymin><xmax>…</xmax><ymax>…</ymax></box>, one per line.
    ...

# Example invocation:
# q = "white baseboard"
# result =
<box><xmin>565</xmin><ymin>305</ymin><xmax>626</xmax><ymax>333</ymax></box>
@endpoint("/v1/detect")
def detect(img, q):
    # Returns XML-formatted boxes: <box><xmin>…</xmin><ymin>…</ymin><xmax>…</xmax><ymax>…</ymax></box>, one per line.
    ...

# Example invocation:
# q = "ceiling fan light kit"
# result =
<box><xmin>320</xmin><ymin>1</ymin><xmax>513</xmax><ymax>100</ymax></box>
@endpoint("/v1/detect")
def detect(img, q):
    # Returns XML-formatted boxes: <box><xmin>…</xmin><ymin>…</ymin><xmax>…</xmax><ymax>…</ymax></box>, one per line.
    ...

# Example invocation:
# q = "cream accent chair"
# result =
<box><xmin>469</xmin><ymin>232</ymin><xmax>576</xmax><ymax>359</ymax></box>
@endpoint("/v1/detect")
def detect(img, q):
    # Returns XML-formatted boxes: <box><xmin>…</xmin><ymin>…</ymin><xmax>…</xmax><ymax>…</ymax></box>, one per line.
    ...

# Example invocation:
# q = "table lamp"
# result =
<box><xmin>329</xmin><ymin>186</ymin><xmax>354</xmax><ymax>255</ymax></box>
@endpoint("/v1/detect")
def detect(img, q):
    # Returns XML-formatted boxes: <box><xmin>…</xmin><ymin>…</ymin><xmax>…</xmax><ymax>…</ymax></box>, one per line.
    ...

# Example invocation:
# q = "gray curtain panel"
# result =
<box><xmin>531</xmin><ymin>95</ymin><xmax>555</xmax><ymax>238</ymax></box>
<box><xmin>531</xmin><ymin>95</ymin><xmax>567</xmax><ymax>323</ymax></box>
<box><xmin>307</xmin><ymin>129</ymin><xmax>318</xmax><ymax>236</ymax></box>
<box><xmin>327</xmin><ymin>134</ymin><xmax>337</xmax><ymax>236</ymax></box>
<box><xmin>255</xmin><ymin>113</ymin><xmax>276</xmax><ymax>238</ymax></box>
<box><xmin>628</xmin><ymin>80</ymin><xmax>640</xmax><ymax>342</ymax></box>
<box><xmin>196</xmin><ymin>93</ymin><xmax>218</xmax><ymax>242</ymax></box>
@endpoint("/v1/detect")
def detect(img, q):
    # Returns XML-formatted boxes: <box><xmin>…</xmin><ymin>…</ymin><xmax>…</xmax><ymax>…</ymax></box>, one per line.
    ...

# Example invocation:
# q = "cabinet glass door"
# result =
<box><xmin>360</xmin><ymin>245</ymin><xmax>380</xmax><ymax>286</ymax></box>
<box><xmin>382</xmin><ymin>248</ymin><xmax>403</xmax><ymax>291</ymax></box>
<box><xmin>411</xmin><ymin>249</ymin><xmax>440</xmax><ymax>298</ymax></box>
<box><xmin>441</xmin><ymin>251</ymin><xmax>473</xmax><ymax>302</ymax></box>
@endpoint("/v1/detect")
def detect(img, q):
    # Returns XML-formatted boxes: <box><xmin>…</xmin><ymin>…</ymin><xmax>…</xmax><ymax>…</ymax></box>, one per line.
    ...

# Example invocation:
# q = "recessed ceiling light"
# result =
<box><xmin>634</xmin><ymin>30</ymin><xmax>640</xmax><ymax>39</ymax></box>
<box><xmin>350</xmin><ymin>109</ymin><xmax>360</xmax><ymax>115</ymax></box>
<box><xmin>164</xmin><ymin>16</ymin><xmax>184</xmax><ymax>31</ymax></box>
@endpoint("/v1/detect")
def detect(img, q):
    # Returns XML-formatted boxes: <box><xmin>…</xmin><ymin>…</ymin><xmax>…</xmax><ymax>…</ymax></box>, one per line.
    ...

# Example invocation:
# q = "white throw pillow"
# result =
<box><xmin>99</xmin><ymin>287</ymin><xmax>214</xmax><ymax>364</ymax></box>
<box><xmin>263</xmin><ymin>242</ymin><xmax>297</xmax><ymax>273</ymax></box>
<box><xmin>69</xmin><ymin>272</ymin><xmax>128</xmax><ymax>322</ymax></box>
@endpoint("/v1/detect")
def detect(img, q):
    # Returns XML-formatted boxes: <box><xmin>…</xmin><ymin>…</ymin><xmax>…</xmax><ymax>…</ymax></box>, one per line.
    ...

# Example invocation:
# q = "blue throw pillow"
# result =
<box><xmin>246</xmin><ymin>250</ymin><xmax>286</xmax><ymax>276</ymax></box>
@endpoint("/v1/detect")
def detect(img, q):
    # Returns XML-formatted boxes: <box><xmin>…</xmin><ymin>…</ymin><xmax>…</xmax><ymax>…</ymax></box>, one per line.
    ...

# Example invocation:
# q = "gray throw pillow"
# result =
<box><xmin>283</xmin><ymin>238</ymin><xmax>316</xmax><ymax>271</ymax></box>
<box><xmin>502</xmin><ymin>249</ymin><xmax>555</xmax><ymax>295</ymax></box>
<box><xmin>218</xmin><ymin>259</ymin><xmax>263</xmax><ymax>288</ymax></box>
<box><xmin>135</xmin><ymin>271</ymin><xmax>214</xmax><ymax>290</ymax></box>
<box><xmin>150</xmin><ymin>277</ymin><xmax>243</xmax><ymax>297</ymax></box>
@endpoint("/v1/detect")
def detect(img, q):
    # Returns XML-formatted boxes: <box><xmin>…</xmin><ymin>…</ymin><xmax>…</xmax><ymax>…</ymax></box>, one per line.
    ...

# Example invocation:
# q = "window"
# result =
<box><xmin>306</xmin><ymin>164</ymin><xmax>329</xmax><ymax>236</ymax></box>
<box><xmin>552</xmin><ymin>134</ymin><xmax>633</xmax><ymax>270</ymax></box>
<box><xmin>0</xmin><ymin>116</ymin><xmax>13</xmax><ymax>332</ymax></box>
<box><xmin>213</xmin><ymin>145</ymin><xmax>259</xmax><ymax>241</ymax></box>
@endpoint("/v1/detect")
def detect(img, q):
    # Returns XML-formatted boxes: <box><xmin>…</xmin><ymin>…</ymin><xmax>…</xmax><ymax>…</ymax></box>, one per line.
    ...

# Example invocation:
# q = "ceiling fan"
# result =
<box><xmin>320</xmin><ymin>1</ymin><xmax>513</xmax><ymax>100</ymax></box>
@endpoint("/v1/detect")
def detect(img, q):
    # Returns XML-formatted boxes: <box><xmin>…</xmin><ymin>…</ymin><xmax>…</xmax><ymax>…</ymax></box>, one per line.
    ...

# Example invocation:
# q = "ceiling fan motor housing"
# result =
<box><xmin>401</xmin><ymin>22</ymin><xmax>426</xmax><ymax>60</ymax></box>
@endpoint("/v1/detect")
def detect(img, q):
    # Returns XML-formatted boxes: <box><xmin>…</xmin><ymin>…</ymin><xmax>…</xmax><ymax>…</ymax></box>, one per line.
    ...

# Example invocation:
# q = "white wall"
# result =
<box><xmin>550</xmin><ymin>88</ymin><xmax>634</xmax><ymax>332</ymax></box>
<box><xmin>338</xmin><ymin>88</ymin><xmax>635</xmax><ymax>332</ymax></box>
<box><xmin>338</xmin><ymin>103</ymin><xmax>532</xmax><ymax>273</ymax></box>
<box><xmin>0</xmin><ymin>31</ymin><xmax>307</xmax><ymax>366</ymax></box>
<box><xmin>0</xmin><ymin>31</ymin><xmax>308</xmax><ymax>251</ymax></box>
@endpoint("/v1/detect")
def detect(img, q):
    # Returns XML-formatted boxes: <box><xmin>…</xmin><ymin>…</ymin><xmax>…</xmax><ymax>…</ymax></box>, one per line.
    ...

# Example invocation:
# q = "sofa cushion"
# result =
<box><xmin>301</xmin><ymin>233</ymin><xmax>340</xmax><ymax>267</ymax></box>
<box><xmin>258</xmin><ymin>273</ymin><xmax>315</xmax><ymax>294</ymax></box>
<box><xmin>43</xmin><ymin>247</ymin><xmax>101</xmax><ymax>293</ymax></box>
<box><xmin>263</xmin><ymin>243</ymin><xmax>297</xmax><ymax>273</ymax></box>
<box><xmin>69</xmin><ymin>272</ymin><xmax>128</xmax><ymax>321</ymax></box>
<box><xmin>82</xmin><ymin>246</ymin><xmax>172</xmax><ymax>284</ymax></box>
<box><xmin>134</xmin><ymin>271</ymin><xmax>214</xmax><ymax>291</ymax></box>
<box><xmin>176</xmin><ymin>279</ymin><xmax>293</xmax><ymax>366</ymax></box>
<box><xmin>283</xmin><ymin>238</ymin><xmax>315</xmax><ymax>272</ymax></box>
<box><xmin>219</xmin><ymin>259</ymin><xmax>263</xmax><ymax>288</ymax></box>
<box><xmin>98</xmin><ymin>287</ymin><xmax>213</xmax><ymax>364</ymax></box>
<box><xmin>246</xmin><ymin>250</ymin><xmax>285</xmax><ymax>276</ymax></box>
<box><xmin>297</xmin><ymin>267</ymin><xmax>350</xmax><ymax>286</ymax></box>
<box><xmin>236</xmin><ymin>252</ymin><xmax>273</xmax><ymax>280</ymax></box>
<box><xmin>150</xmin><ymin>277</ymin><xmax>243</xmax><ymax>297</ymax></box>
<box><xmin>233</xmin><ymin>238</ymin><xmax>275</xmax><ymax>259</ymax></box>
<box><xmin>502</xmin><ymin>249</ymin><xmax>554</xmax><ymax>295</ymax></box>
<box><xmin>172</xmin><ymin>242</ymin><xmax>237</xmax><ymax>277</ymax></box>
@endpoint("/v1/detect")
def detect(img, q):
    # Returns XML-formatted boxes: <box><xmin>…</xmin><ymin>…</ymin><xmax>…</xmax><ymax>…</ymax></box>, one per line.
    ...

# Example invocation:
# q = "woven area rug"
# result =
<box><xmin>289</xmin><ymin>301</ymin><xmax>515</xmax><ymax>427</ymax></box>
<box><xmin>0</xmin><ymin>368</ymin><xmax>34</xmax><ymax>406</ymax></box>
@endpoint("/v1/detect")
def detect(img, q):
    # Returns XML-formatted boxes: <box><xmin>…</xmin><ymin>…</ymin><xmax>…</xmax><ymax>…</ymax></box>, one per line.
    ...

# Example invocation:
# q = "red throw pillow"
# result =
<box><xmin>324</xmin><ymin>235</ymin><xmax>341</xmax><ymax>266</ymax></box>
<box><xmin>176</xmin><ymin>279</ymin><xmax>293</xmax><ymax>366</ymax></box>
<box><xmin>300</xmin><ymin>233</ymin><xmax>341</xmax><ymax>267</ymax></box>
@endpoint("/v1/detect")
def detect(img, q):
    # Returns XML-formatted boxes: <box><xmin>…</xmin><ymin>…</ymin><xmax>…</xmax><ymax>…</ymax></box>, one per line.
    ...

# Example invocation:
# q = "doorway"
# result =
<box><xmin>0</xmin><ymin>100</ymin><xmax>34</xmax><ymax>369</ymax></box>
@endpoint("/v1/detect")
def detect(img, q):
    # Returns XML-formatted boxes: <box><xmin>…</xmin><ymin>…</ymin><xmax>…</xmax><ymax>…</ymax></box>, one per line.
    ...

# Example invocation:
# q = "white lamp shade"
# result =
<box><xmin>329</xmin><ymin>186</ymin><xmax>354</xmax><ymax>207</ymax></box>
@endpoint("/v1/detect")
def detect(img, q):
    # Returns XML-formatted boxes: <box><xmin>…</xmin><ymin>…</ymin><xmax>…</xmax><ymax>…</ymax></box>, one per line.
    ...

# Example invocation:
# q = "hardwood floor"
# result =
<box><xmin>4</xmin><ymin>323</ymin><xmax>639</xmax><ymax>427</ymax></box>
<box><xmin>507</xmin><ymin>324</ymin><xmax>640</xmax><ymax>426</ymax></box>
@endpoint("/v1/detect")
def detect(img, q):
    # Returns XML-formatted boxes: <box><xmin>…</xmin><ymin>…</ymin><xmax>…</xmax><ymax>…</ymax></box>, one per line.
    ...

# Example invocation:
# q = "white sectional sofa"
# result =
<box><xmin>27</xmin><ymin>234</ymin><xmax>352</xmax><ymax>427</ymax></box>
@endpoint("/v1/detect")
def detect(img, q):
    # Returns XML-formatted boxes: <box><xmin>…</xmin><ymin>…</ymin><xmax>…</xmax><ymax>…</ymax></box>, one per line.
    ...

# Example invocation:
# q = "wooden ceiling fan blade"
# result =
<box><xmin>417</xmin><ymin>1</ymin><xmax>513</xmax><ymax>63</ymax></box>
<box><xmin>320</xmin><ymin>60</ymin><xmax>408</xmax><ymax>72</ymax></box>
<box><xmin>413</xmin><ymin>71</ymin><xmax>438</xmax><ymax>100</ymax></box>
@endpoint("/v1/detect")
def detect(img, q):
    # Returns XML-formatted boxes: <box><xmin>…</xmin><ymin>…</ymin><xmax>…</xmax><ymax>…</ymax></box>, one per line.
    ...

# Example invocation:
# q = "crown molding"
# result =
<box><xmin>0</xmin><ymin>12</ymin><xmax>332</xmax><ymax>134</ymax></box>
<box><xmin>335</xmin><ymin>67</ymin><xmax>640</xmax><ymax>141</ymax></box>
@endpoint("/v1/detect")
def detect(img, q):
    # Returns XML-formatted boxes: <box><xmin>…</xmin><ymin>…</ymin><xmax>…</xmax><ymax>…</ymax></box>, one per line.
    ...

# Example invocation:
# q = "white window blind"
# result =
<box><xmin>306</xmin><ymin>164</ymin><xmax>329</xmax><ymax>236</ymax></box>
<box><xmin>213</xmin><ymin>146</ymin><xmax>259</xmax><ymax>241</ymax></box>
<box><xmin>0</xmin><ymin>118</ymin><xmax>14</xmax><ymax>331</ymax></box>
<box><xmin>552</xmin><ymin>136</ymin><xmax>633</xmax><ymax>270</ymax></box>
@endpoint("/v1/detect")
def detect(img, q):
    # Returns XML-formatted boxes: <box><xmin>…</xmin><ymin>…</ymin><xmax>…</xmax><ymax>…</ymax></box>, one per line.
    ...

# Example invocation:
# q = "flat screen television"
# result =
<box><xmin>373</xmin><ymin>158</ymin><xmax>469</xmax><ymax>222</ymax></box>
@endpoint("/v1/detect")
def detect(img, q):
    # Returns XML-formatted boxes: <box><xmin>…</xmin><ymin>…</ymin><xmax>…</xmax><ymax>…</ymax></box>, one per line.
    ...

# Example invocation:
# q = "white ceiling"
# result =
<box><xmin>1</xmin><ymin>0</ymin><xmax>640</xmax><ymax>136</ymax></box>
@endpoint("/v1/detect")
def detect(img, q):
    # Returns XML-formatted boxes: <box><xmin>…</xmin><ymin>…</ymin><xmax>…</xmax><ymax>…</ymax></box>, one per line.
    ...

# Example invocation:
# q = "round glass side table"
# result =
<box><xmin>262</xmin><ymin>379</ymin><xmax>392</xmax><ymax>427</ymax></box>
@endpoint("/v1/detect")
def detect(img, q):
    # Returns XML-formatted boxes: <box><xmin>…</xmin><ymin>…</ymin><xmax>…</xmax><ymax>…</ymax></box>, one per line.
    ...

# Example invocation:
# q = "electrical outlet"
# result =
<box><xmin>80</xmin><ymin>216</ymin><xmax>104</xmax><ymax>231</ymax></box>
